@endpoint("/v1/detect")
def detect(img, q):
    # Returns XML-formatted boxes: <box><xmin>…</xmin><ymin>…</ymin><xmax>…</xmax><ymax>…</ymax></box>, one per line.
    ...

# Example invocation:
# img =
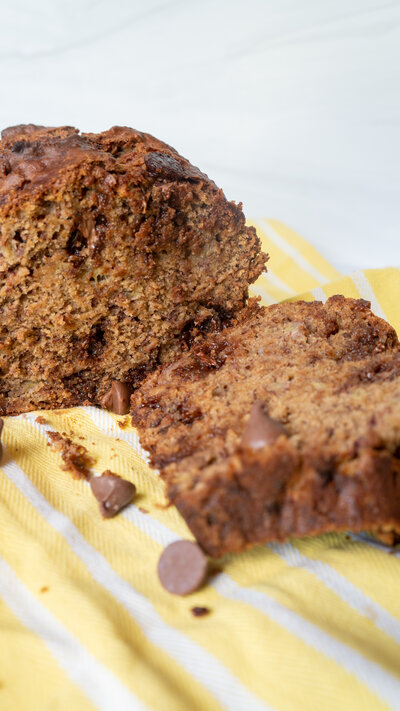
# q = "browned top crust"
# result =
<box><xmin>0</xmin><ymin>124</ymin><xmax>212</xmax><ymax>210</ymax></box>
<box><xmin>132</xmin><ymin>296</ymin><xmax>400</xmax><ymax>556</ymax></box>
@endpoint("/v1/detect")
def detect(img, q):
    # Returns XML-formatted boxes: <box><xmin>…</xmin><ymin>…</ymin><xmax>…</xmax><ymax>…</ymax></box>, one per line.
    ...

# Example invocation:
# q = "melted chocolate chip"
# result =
<box><xmin>144</xmin><ymin>150</ymin><xmax>205</xmax><ymax>182</ymax></box>
<box><xmin>11</xmin><ymin>140</ymin><xmax>28</xmax><ymax>154</ymax></box>
<box><xmin>90</xmin><ymin>471</ymin><xmax>136</xmax><ymax>518</ymax></box>
<box><xmin>241</xmin><ymin>401</ymin><xmax>287</xmax><ymax>451</ymax></box>
<box><xmin>157</xmin><ymin>540</ymin><xmax>208</xmax><ymax>595</ymax></box>
<box><xmin>145</xmin><ymin>151</ymin><xmax>185</xmax><ymax>180</ymax></box>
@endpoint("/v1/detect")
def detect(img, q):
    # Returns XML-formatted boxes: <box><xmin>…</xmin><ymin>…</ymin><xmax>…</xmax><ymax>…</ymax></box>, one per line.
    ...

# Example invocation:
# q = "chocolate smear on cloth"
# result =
<box><xmin>90</xmin><ymin>471</ymin><xmax>136</xmax><ymax>518</ymax></box>
<box><xmin>48</xmin><ymin>431</ymin><xmax>94</xmax><ymax>479</ymax></box>
<box><xmin>100</xmin><ymin>381</ymin><xmax>132</xmax><ymax>415</ymax></box>
<box><xmin>241</xmin><ymin>400</ymin><xmax>287</xmax><ymax>451</ymax></box>
<box><xmin>191</xmin><ymin>606</ymin><xmax>210</xmax><ymax>617</ymax></box>
<box><xmin>0</xmin><ymin>417</ymin><xmax>3</xmax><ymax>463</ymax></box>
<box><xmin>158</xmin><ymin>540</ymin><xmax>208</xmax><ymax>595</ymax></box>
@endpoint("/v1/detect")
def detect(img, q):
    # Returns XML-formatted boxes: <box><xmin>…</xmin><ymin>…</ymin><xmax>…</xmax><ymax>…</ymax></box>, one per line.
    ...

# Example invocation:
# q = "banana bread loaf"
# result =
<box><xmin>131</xmin><ymin>296</ymin><xmax>400</xmax><ymax>556</ymax></box>
<box><xmin>0</xmin><ymin>124</ymin><xmax>266</xmax><ymax>414</ymax></box>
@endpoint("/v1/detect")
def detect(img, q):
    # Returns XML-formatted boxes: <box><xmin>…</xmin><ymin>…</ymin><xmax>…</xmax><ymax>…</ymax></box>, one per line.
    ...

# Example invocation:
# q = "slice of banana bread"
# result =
<box><xmin>0</xmin><ymin>124</ymin><xmax>266</xmax><ymax>414</ymax></box>
<box><xmin>131</xmin><ymin>296</ymin><xmax>400</xmax><ymax>556</ymax></box>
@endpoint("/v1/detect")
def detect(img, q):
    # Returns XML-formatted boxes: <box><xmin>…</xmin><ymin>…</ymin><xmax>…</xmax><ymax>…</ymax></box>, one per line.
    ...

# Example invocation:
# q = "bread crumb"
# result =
<box><xmin>191</xmin><ymin>606</ymin><xmax>210</xmax><ymax>617</ymax></box>
<box><xmin>48</xmin><ymin>431</ymin><xmax>94</xmax><ymax>479</ymax></box>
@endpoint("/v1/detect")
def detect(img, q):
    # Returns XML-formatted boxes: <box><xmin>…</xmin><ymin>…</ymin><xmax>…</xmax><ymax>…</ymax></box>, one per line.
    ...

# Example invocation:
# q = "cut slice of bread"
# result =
<box><xmin>132</xmin><ymin>296</ymin><xmax>400</xmax><ymax>556</ymax></box>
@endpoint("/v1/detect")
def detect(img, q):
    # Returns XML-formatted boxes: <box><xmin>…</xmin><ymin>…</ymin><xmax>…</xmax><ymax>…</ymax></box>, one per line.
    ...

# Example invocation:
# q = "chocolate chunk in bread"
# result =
<box><xmin>0</xmin><ymin>124</ymin><xmax>266</xmax><ymax>415</ymax></box>
<box><xmin>100</xmin><ymin>381</ymin><xmax>132</xmax><ymax>415</ymax></box>
<box><xmin>132</xmin><ymin>296</ymin><xmax>400</xmax><ymax>557</ymax></box>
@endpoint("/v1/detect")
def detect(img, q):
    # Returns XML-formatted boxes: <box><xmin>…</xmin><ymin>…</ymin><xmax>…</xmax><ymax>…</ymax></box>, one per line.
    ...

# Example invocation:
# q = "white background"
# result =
<box><xmin>0</xmin><ymin>0</ymin><xmax>399</xmax><ymax>273</ymax></box>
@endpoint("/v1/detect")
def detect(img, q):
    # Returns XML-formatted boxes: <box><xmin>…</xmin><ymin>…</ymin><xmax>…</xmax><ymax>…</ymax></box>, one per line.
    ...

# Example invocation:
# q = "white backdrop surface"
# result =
<box><xmin>0</xmin><ymin>0</ymin><xmax>399</xmax><ymax>273</ymax></box>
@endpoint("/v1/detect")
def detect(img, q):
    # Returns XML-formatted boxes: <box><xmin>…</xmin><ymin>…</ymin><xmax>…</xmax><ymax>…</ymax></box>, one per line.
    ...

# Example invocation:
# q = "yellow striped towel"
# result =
<box><xmin>1</xmin><ymin>221</ymin><xmax>400</xmax><ymax>711</ymax></box>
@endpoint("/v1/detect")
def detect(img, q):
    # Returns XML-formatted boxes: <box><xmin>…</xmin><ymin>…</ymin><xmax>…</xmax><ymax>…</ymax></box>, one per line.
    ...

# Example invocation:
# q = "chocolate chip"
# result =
<box><xmin>144</xmin><ymin>150</ymin><xmax>204</xmax><ymax>181</ymax></box>
<box><xmin>90</xmin><ymin>471</ymin><xmax>136</xmax><ymax>518</ymax></box>
<box><xmin>191</xmin><ymin>606</ymin><xmax>210</xmax><ymax>617</ymax></box>
<box><xmin>100</xmin><ymin>380</ymin><xmax>132</xmax><ymax>415</ymax></box>
<box><xmin>157</xmin><ymin>540</ymin><xmax>208</xmax><ymax>595</ymax></box>
<box><xmin>0</xmin><ymin>418</ymin><xmax>3</xmax><ymax>463</ymax></box>
<box><xmin>145</xmin><ymin>151</ymin><xmax>185</xmax><ymax>180</ymax></box>
<box><xmin>241</xmin><ymin>400</ymin><xmax>287</xmax><ymax>451</ymax></box>
<box><xmin>100</xmin><ymin>389</ymin><xmax>113</xmax><ymax>410</ymax></box>
<box><xmin>112</xmin><ymin>381</ymin><xmax>131</xmax><ymax>414</ymax></box>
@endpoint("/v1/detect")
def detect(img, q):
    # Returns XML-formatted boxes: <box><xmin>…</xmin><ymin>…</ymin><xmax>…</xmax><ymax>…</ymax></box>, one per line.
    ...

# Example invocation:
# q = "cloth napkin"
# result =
<box><xmin>1</xmin><ymin>220</ymin><xmax>399</xmax><ymax>711</ymax></box>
